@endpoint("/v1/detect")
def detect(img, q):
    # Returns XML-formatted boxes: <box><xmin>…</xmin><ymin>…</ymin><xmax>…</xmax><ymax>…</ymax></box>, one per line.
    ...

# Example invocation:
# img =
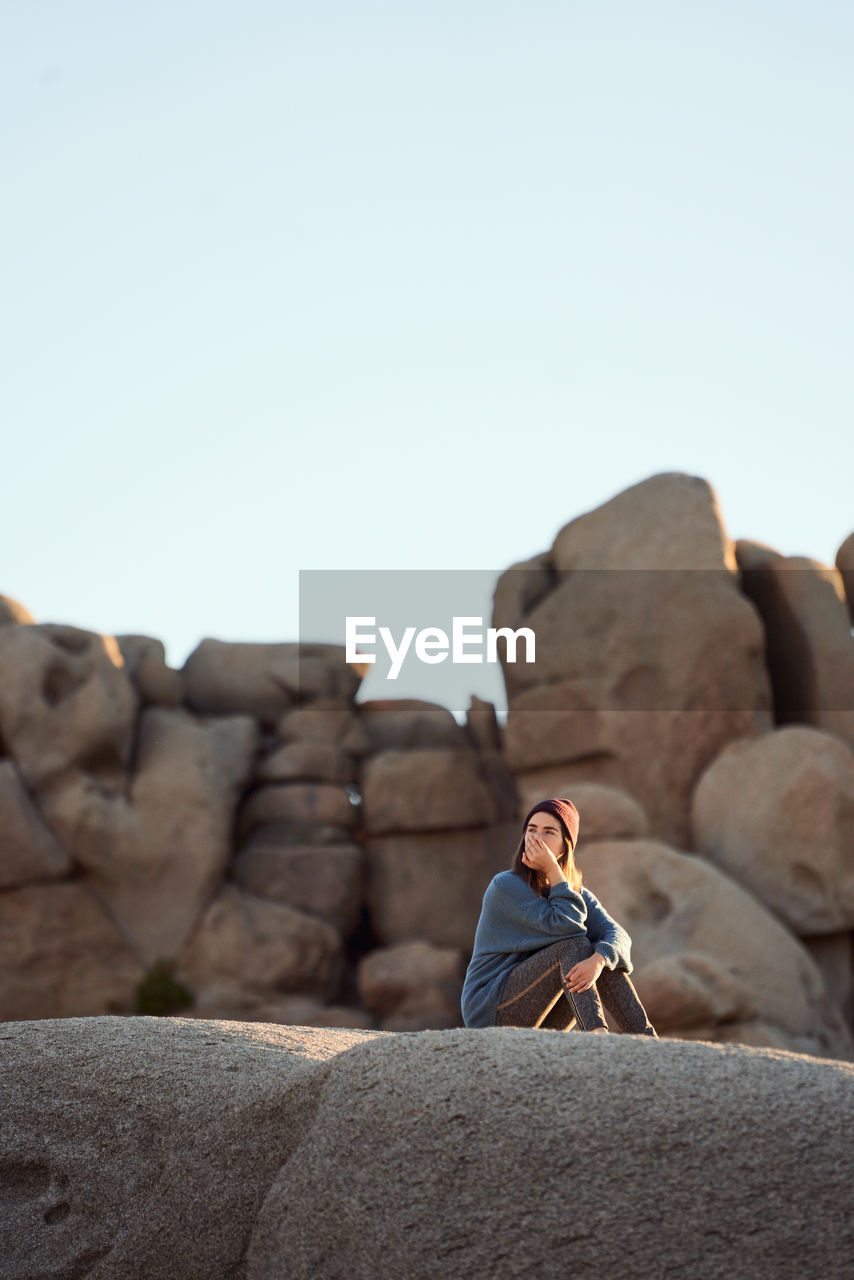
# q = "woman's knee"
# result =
<box><xmin>557</xmin><ymin>934</ymin><xmax>594</xmax><ymax>961</ymax></box>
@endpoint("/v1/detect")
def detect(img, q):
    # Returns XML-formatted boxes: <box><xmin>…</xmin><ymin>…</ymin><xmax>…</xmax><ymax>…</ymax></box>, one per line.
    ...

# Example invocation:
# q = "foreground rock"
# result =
<box><xmin>248</xmin><ymin>1028</ymin><xmax>854</xmax><ymax>1280</ymax></box>
<box><xmin>0</xmin><ymin>1016</ymin><xmax>381</xmax><ymax>1280</ymax></box>
<box><xmin>3</xmin><ymin>1018</ymin><xmax>852</xmax><ymax>1280</ymax></box>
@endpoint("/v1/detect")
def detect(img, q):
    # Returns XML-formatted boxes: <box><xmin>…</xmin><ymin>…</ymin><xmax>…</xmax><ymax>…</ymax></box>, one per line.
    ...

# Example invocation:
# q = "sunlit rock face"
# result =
<box><xmin>578</xmin><ymin>838</ymin><xmax>854</xmax><ymax>1060</ymax></box>
<box><xmin>3</xmin><ymin>1018</ymin><xmax>853</xmax><ymax>1280</ymax></box>
<box><xmin>691</xmin><ymin>726</ymin><xmax>854</xmax><ymax>936</ymax></box>
<box><xmin>0</xmin><ymin>623</ymin><xmax>139</xmax><ymax>790</ymax></box>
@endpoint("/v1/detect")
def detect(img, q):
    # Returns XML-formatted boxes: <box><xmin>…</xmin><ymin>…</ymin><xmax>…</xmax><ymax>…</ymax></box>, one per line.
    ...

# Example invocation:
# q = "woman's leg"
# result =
<box><xmin>495</xmin><ymin>935</ymin><xmax>608</xmax><ymax>1032</ymax></box>
<box><xmin>594</xmin><ymin>967</ymin><xmax>659</xmax><ymax>1037</ymax></box>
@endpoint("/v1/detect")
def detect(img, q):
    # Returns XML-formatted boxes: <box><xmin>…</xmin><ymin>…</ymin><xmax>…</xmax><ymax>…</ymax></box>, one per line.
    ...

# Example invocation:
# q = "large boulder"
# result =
<box><xmin>499</xmin><ymin>475</ymin><xmax>772</xmax><ymax>845</ymax></box>
<box><xmin>182</xmin><ymin>640</ymin><xmax>361</xmax><ymax>725</ymax></box>
<box><xmin>360</xmin><ymin>748</ymin><xmax>497</xmax><ymax>834</ymax></box>
<box><xmin>247</xmin><ymin>1029</ymin><xmax>854</xmax><ymax>1280</ymax></box>
<box><xmin>356</xmin><ymin>940</ymin><xmax>464</xmax><ymax>1030</ymax></box>
<box><xmin>515</xmin><ymin>779</ymin><xmax>649</xmax><ymax>845</ymax></box>
<box><xmin>579</xmin><ymin>839</ymin><xmax>853</xmax><ymax>1059</ymax></box>
<box><xmin>237</xmin><ymin>782</ymin><xmax>358</xmax><ymax>841</ymax></box>
<box><xmin>552</xmin><ymin>471</ymin><xmax>739</xmax><ymax>574</ymax></box>
<box><xmin>0</xmin><ymin>883</ymin><xmax>144</xmax><ymax>1019</ymax></box>
<box><xmin>174</xmin><ymin>884</ymin><xmax>345</xmax><ymax>1006</ymax></box>
<box><xmin>232</xmin><ymin>833</ymin><xmax>364</xmax><ymax>937</ymax></box>
<box><xmin>691</xmin><ymin>727</ymin><xmax>854</xmax><ymax>935</ymax></box>
<box><xmin>254</xmin><ymin>739</ymin><xmax>356</xmax><ymax>785</ymax></box>
<box><xmin>365</xmin><ymin>822</ymin><xmax>520</xmax><ymax>949</ymax></box>
<box><xmin>276</xmin><ymin>701</ymin><xmax>370</xmax><ymax>756</ymax></box>
<box><xmin>0</xmin><ymin>760</ymin><xmax>71</xmax><ymax>889</ymax></box>
<box><xmin>115</xmin><ymin>634</ymin><xmax>182</xmax><ymax>707</ymax></box>
<box><xmin>0</xmin><ymin>1016</ymin><xmax>382</xmax><ymax>1280</ymax></box>
<box><xmin>37</xmin><ymin>708</ymin><xmax>257</xmax><ymax>965</ymax></box>
<box><xmin>736</xmin><ymin>543</ymin><xmax>854</xmax><ymax>752</ymax></box>
<box><xmin>0</xmin><ymin>624</ymin><xmax>139</xmax><ymax>790</ymax></box>
<box><xmin>4</xmin><ymin>1019</ymin><xmax>853</xmax><ymax>1280</ymax></box>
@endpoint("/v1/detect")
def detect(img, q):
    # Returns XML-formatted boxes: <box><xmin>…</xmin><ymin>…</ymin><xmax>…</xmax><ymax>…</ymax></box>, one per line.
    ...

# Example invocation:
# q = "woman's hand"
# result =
<box><xmin>522</xmin><ymin>832</ymin><xmax>560</xmax><ymax>877</ymax></box>
<box><xmin>564</xmin><ymin>953</ymin><xmax>606</xmax><ymax>993</ymax></box>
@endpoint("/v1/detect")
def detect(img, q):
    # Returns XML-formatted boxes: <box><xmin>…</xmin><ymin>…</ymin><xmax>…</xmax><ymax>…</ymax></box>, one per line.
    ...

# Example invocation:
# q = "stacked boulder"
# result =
<box><xmin>497</xmin><ymin>473</ymin><xmax>774</xmax><ymax>848</ymax></box>
<box><xmin>354</xmin><ymin>698</ymin><xmax>520</xmax><ymax>1028</ymax></box>
<box><xmin>0</xmin><ymin>620</ymin><xmax>517</xmax><ymax>1032</ymax></box>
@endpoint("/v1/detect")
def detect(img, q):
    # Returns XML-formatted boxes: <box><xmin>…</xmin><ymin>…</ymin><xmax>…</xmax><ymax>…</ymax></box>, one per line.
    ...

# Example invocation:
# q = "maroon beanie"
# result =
<box><xmin>521</xmin><ymin>798</ymin><xmax>580</xmax><ymax>852</ymax></box>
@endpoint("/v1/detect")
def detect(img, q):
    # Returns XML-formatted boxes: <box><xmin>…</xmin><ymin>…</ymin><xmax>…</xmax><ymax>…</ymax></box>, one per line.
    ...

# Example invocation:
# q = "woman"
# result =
<box><xmin>461</xmin><ymin>797</ymin><xmax>658</xmax><ymax>1036</ymax></box>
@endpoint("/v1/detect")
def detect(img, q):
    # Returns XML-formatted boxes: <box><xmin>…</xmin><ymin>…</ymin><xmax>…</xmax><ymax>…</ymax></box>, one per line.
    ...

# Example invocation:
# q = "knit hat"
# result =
<box><xmin>521</xmin><ymin>798</ymin><xmax>580</xmax><ymax>852</ymax></box>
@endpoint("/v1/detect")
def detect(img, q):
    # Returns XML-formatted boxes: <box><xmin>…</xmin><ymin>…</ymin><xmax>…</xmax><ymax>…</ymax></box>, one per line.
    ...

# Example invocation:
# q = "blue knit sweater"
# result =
<box><xmin>461</xmin><ymin>870</ymin><xmax>634</xmax><ymax>1029</ymax></box>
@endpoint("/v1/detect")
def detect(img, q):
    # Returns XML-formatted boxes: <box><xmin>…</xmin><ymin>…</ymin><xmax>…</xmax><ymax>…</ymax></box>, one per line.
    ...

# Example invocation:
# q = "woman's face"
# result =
<box><xmin>524</xmin><ymin>813</ymin><xmax>566</xmax><ymax>861</ymax></box>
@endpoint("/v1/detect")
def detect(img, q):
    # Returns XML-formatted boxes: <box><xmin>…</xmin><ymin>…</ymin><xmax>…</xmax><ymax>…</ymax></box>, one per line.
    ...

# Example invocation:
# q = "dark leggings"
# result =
<box><xmin>495</xmin><ymin>934</ymin><xmax>658</xmax><ymax>1036</ymax></box>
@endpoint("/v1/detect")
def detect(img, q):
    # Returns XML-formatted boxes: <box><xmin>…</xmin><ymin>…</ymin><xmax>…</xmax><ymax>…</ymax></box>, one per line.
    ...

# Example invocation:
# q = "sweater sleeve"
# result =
<box><xmin>489</xmin><ymin>878</ymin><xmax>588</xmax><ymax>944</ymax></box>
<box><xmin>582</xmin><ymin>888</ymin><xmax>633</xmax><ymax>972</ymax></box>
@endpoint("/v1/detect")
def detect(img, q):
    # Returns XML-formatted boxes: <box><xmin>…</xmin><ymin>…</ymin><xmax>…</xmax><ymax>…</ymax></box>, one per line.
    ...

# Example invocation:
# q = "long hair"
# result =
<box><xmin>510</xmin><ymin>822</ymin><xmax>583</xmax><ymax>898</ymax></box>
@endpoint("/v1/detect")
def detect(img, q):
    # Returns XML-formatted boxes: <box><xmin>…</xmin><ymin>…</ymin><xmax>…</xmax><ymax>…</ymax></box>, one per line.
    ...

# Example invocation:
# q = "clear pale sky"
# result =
<box><xmin>3</xmin><ymin>2</ymin><xmax>852</xmax><ymax>678</ymax></box>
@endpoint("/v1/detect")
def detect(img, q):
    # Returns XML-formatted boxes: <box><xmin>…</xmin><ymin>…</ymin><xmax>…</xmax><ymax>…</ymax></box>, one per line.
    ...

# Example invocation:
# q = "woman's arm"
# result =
<box><xmin>582</xmin><ymin>889</ymin><xmax>633</xmax><ymax>971</ymax></box>
<box><xmin>488</xmin><ymin>877</ymin><xmax>588</xmax><ymax>944</ymax></box>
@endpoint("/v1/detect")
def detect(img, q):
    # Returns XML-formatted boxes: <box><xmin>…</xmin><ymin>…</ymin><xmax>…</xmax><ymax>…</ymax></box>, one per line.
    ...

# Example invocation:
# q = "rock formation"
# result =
<box><xmin>1</xmin><ymin>472</ymin><xmax>854</xmax><ymax>1059</ymax></box>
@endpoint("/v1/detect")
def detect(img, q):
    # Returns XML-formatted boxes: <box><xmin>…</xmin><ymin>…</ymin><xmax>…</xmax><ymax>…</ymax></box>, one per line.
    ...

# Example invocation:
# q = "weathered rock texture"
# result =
<box><xmin>247</xmin><ymin>1027</ymin><xmax>854</xmax><ymax>1280</ymax></box>
<box><xmin>0</xmin><ymin>1016</ymin><xmax>382</xmax><ymax>1280</ymax></box>
<box><xmin>3</xmin><ymin>1017</ymin><xmax>853</xmax><ymax>1280</ymax></box>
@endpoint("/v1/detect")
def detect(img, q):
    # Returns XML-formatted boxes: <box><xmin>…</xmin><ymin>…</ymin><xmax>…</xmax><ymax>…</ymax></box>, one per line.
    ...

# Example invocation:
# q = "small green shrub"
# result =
<box><xmin>134</xmin><ymin>959</ymin><xmax>195</xmax><ymax>1016</ymax></box>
